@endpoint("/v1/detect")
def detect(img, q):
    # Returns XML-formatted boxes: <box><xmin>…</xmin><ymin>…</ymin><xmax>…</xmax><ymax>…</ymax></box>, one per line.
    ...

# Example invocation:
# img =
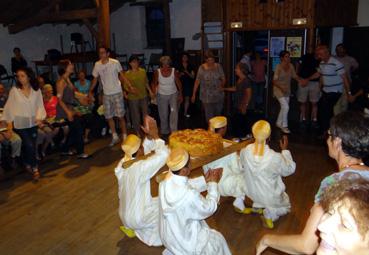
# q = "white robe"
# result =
<box><xmin>240</xmin><ymin>144</ymin><xmax>296</xmax><ymax>221</ymax></box>
<box><xmin>115</xmin><ymin>138</ymin><xmax>169</xmax><ymax>246</ymax></box>
<box><xmin>159</xmin><ymin>173</ymin><xmax>232</xmax><ymax>255</ymax></box>
<box><xmin>203</xmin><ymin>152</ymin><xmax>246</xmax><ymax>198</ymax></box>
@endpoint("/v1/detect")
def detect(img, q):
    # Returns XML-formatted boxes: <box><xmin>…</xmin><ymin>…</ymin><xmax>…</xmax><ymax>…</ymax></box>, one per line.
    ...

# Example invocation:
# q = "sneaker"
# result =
<box><xmin>61</xmin><ymin>151</ymin><xmax>76</xmax><ymax>156</ymax></box>
<box><xmin>185</xmin><ymin>114</ymin><xmax>191</xmax><ymax>118</ymax></box>
<box><xmin>109</xmin><ymin>135</ymin><xmax>120</xmax><ymax>147</ymax></box>
<box><xmin>260</xmin><ymin>215</ymin><xmax>274</xmax><ymax>229</ymax></box>
<box><xmin>281</xmin><ymin>127</ymin><xmax>291</xmax><ymax>134</ymax></box>
<box><xmin>77</xmin><ymin>153</ymin><xmax>90</xmax><ymax>159</ymax></box>
<box><xmin>101</xmin><ymin>127</ymin><xmax>107</xmax><ymax>136</ymax></box>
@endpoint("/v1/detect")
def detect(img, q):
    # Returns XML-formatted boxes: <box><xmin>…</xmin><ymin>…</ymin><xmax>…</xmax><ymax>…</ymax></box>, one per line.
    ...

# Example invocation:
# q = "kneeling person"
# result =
<box><xmin>115</xmin><ymin>116</ymin><xmax>169</xmax><ymax>246</ymax></box>
<box><xmin>240</xmin><ymin>120</ymin><xmax>296</xmax><ymax>228</ymax></box>
<box><xmin>159</xmin><ymin>147</ymin><xmax>231</xmax><ymax>255</ymax></box>
<box><xmin>203</xmin><ymin>116</ymin><xmax>247</xmax><ymax>212</ymax></box>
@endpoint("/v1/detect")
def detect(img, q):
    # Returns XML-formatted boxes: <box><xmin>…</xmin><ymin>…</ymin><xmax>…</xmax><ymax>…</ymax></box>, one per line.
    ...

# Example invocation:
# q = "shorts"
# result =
<box><xmin>103</xmin><ymin>92</ymin><xmax>125</xmax><ymax>119</ymax></box>
<box><xmin>297</xmin><ymin>81</ymin><xmax>321</xmax><ymax>103</ymax></box>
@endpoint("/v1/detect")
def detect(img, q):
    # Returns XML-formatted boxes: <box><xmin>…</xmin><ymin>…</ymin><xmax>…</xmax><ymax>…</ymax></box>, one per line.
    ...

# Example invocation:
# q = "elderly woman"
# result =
<box><xmin>151</xmin><ymin>56</ymin><xmax>182</xmax><ymax>135</ymax></box>
<box><xmin>192</xmin><ymin>50</ymin><xmax>226</xmax><ymax>122</ymax></box>
<box><xmin>256</xmin><ymin>111</ymin><xmax>369</xmax><ymax>255</ymax></box>
<box><xmin>316</xmin><ymin>178</ymin><xmax>369</xmax><ymax>255</ymax></box>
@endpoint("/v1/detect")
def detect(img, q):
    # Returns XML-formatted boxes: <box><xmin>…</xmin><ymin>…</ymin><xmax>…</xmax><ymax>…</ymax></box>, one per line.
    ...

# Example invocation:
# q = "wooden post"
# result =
<box><xmin>162</xmin><ymin>0</ymin><xmax>171</xmax><ymax>55</ymax></box>
<box><xmin>97</xmin><ymin>0</ymin><xmax>111</xmax><ymax>48</ymax></box>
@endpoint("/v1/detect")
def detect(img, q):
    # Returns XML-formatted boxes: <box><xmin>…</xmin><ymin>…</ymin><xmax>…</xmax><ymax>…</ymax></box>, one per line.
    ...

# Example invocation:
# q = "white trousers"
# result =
<box><xmin>276</xmin><ymin>96</ymin><xmax>290</xmax><ymax>128</ymax></box>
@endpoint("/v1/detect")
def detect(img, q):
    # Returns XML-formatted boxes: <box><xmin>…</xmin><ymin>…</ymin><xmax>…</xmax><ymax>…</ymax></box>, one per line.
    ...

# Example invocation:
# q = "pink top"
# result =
<box><xmin>251</xmin><ymin>60</ymin><xmax>267</xmax><ymax>82</ymax></box>
<box><xmin>44</xmin><ymin>96</ymin><xmax>58</xmax><ymax>118</ymax></box>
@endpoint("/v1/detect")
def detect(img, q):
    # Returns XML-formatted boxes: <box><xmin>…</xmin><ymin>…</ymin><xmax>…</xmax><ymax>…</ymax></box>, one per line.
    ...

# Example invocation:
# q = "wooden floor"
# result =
<box><xmin>0</xmin><ymin>135</ymin><xmax>336</xmax><ymax>255</ymax></box>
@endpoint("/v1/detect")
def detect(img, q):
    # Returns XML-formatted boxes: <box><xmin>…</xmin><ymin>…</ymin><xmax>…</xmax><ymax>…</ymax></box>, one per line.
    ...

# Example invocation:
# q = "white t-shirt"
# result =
<box><xmin>92</xmin><ymin>58</ymin><xmax>123</xmax><ymax>95</ymax></box>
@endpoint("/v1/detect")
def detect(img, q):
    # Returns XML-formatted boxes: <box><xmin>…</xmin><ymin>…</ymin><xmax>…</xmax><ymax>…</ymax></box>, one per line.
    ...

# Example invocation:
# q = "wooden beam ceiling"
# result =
<box><xmin>8</xmin><ymin>8</ymin><xmax>98</xmax><ymax>34</ymax></box>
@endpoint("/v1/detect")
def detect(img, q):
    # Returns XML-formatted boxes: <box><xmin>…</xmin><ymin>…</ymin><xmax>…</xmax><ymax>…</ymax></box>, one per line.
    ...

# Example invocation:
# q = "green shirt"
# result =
<box><xmin>124</xmin><ymin>68</ymin><xmax>148</xmax><ymax>100</ymax></box>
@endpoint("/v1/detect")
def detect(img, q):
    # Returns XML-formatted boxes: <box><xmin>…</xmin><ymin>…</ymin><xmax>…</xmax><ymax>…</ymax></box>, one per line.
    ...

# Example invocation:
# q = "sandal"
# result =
<box><xmin>32</xmin><ymin>169</ymin><xmax>40</xmax><ymax>182</ymax></box>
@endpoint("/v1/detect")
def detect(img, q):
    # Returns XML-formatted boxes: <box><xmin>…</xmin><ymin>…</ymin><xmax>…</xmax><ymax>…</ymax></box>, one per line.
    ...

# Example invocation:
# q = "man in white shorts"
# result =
<box><xmin>89</xmin><ymin>47</ymin><xmax>136</xmax><ymax>146</ymax></box>
<box><xmin>297</xmin><ymin>49</ymin><xmax>320</xmax><ymax>128</ymax></box>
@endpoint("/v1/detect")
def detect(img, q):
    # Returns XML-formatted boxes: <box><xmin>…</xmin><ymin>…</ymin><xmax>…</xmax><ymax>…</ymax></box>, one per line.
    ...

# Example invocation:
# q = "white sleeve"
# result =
<box><xmin>2</xmin><ymin>88</ymin><xmax>15</xmax><ymax>122</ymax></box>
<box><xmin>278</xmin><ymin>150</ymin><xmax>296</xmax><ymax>177</ymax></box>
<box><xmin>116</xmin><ymin>61</ymin><xmax>123</xmax><ymax>73</ymax></box>
<box><xmin>92</xmin><ymin>63</ymin><xmax>99</xmax><ymax>78</ymax></box>
<box><xmin>139</xmin><ymin>139</ymin><xmax>169</xmax><ymax>183</ymax></box>
<box><xmin>142</xmin><ymin>137</ymin><xmax>156</xmax><ymax>155</ymax></box>
<box><xmin>35</xmin><ymin>90</ymin><xmax>46</xmax><ymax>120</ymax></box>
<box><xmin>188</xmin><ymin>176</ymin><xmax>207</xmax><ymax>193</ymax></box>
<box><xmin>188</xmin><ymin>182</ymin><xmax>219</xmax><ymax>220</ymax></box>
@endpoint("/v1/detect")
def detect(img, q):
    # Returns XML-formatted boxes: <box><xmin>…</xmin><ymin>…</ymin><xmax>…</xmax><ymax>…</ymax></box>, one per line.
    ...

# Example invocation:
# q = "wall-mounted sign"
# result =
<box><xmin>270</xmin><ymin>37</ymin><xmax>285</xmax><ymax>57</ymax></box>
<box><xmin>286</xmin><ymin>37</ymin><xmax>302</xmax><ymax>58</ymax></box>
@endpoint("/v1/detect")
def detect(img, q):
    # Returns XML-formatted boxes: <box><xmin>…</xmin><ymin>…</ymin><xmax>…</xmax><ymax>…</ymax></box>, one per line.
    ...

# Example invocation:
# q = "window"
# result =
<box><xmin>145</xmin><ymin>5</ymin><xmax>165</xmax><ymax>48</ymax></box>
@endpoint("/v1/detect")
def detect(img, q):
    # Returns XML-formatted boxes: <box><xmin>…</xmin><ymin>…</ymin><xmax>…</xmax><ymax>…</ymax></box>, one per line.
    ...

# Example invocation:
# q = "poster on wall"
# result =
<box><xmin>270</xmin><ymin>37</ymin><xmax>285</xmax><ymax>57</ymax></box>
<box><xmin>272</xmin><ymin>58</ymin><xmax>281</xmax><ymax>71</ymax></box>
<box><xmin>286</xmin><ymin>37</ymin><xmax>303</xmax><ymax>58</ymax></box>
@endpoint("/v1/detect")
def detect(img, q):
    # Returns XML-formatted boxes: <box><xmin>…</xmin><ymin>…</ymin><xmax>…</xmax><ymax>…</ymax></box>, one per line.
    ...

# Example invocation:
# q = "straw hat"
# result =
<box><xmin>121</xmin><ymin>134</ymin><xmax>141</xmax><ymax>162</ymax></box>
<box><xmin>209</xmin><ymin>116</ymin><xmax>227</xmax><ymax>132</ymax></box>
<box><xmin>251</xmin><ymin>120</ymin><xmax>271</xmax><ymax>156</ymax></box>
<box><xmin>166</xmin><ymin>147</ymin><xmax>189</xmax><ymax>172</ymax></box>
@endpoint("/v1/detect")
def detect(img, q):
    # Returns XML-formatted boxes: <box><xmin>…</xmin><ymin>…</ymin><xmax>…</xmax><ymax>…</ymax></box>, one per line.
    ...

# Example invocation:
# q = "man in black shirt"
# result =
<box><xmin>296</xmin><ymin>48</ymin><xmax>320</xmax><ymax>128</ymax></box>
<box><xmin>11</xmin><ymin>47</ymin><xmax>27</xmax><ymax>74</ymax></box>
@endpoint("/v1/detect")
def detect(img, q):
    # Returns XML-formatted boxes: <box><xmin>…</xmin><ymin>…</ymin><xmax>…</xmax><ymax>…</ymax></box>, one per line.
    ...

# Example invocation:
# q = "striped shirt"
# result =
<box><xmin>318</xmin><ymin>57</ymin><xmax>345</xmax><ymax>93</ymax></box>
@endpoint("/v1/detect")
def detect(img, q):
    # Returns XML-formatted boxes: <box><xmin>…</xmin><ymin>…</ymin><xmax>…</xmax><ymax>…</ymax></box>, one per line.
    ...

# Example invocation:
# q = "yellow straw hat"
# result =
<box><xmin>166</xmin><ymin>147</ymin><xmax>189</xmax><ymax>172</ymax></box>
<box><xmin>252</xmin><ymin>120</ymin><xmax>271</xmax><ymax>156</ymax></box>
<box><xmin>209</xmin><ymin>116</ymin><xmax>227</xmax><ymax>132</ymax></box>
<box><xmin>121</xmin><ymin>134</ymin><xmax>141</xmax><ymax>162</ymax></box>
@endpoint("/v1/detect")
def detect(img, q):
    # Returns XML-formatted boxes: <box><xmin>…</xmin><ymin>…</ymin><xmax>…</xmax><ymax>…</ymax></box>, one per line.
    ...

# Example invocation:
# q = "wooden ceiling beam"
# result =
<box><xmin>8</xmin><ymin>8</ymin><xmax>97</xmax><ymax>34</ymax></box>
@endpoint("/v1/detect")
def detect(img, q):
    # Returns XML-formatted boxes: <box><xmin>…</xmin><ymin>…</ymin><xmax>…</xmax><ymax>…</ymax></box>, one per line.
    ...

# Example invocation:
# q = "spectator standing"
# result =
<box><xmin>2</xmin><ymin>67</ymin><xmax>46</xmax><ymax>181</ymax></box>
<box><xmin>0</xmin><ymin>83</ymin><xmax>8</xmax><ymax>108</ymax></box>
<box><xmin>151</xmin><ymin>56</ymin><xmax>183</xmax><ymax>135</ymax></box>
<box><xmin>192</xmin><ymin>50</ymin><xmax>226</xmax><ymax>122</ymax></box>
<box><xmin>307</xmin><ymin>45</ymin><xmax>352</xmax><ymax>134</ymax></box>
<box><xmin>251</xmin><ymin>53</ymin><xmax>267</xmax><ymax>111</ymax></box>
<box><xmin>273</xmin><ymin>51</ymin><xmax>304</xmax><ymax>134</ymax></box>
<box><xmin>89</xmin><ymin>47</ymin><xmax>136</xmax><ymax>146</ymax></box>
<box><xmin>56</xmin><ymin>60</ymin><xmax>88</xmax><ymax>159</ymax></box>
<box><xmin>11</xmin><ymin>47</ymin><xmax>27</xmax><ymax>74</ymax></box>
<box><xmin>124</xmin><ymin>56</ymin><xmax>153</xmax><ymax>136</ymax></box>
<box><xmin>296</xmin><ymin>48</ymin><xmax>321</xmax><ymax>127</ymax></box>
<box><xmin>178</xmin><ymin>53</ymin><xmax>195</xmax><ymax>118</ymax></box>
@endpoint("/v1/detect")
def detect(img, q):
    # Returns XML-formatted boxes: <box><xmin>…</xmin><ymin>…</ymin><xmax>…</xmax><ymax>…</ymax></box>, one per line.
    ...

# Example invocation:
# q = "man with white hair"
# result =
<box><xmin>114</xmin><ymin>116</ymin><xmax>169</xmax><ymax>246</ymax></box>
<box><xmin>159</xmin><ymin>147</ymin><xmax>231</xmax><ymax>255</ymax></box>
<box><xmin>203</xmin><ymin>116</ymin><xmax>247</xmax><ymax>212</ymax></box>
<box><xmin>240</xmin><ymin>120</ymin><xmax>296</xmax><ymax>229</ymax></box>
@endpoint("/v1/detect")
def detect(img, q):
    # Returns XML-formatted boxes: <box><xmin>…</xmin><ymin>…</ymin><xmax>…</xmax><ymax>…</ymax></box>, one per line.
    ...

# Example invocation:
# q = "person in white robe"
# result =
<box><xmin>159</xmin><ymin>147</ymin><xmax>232</xmax><ymax>255</ymax></box>
<box><xmin>240</xmin><ymin>120</ymin><xmax>296</xmax><ymax>229</ymax></box>
<box><xmin>203</xmin><ymin>116</ymin><xmax>247</xmax><ymax>212</ymax></box>
<box><xmin>115</xmin><ymin>116</ymin><xmax>169</xmax><ymax>246</ymax></box>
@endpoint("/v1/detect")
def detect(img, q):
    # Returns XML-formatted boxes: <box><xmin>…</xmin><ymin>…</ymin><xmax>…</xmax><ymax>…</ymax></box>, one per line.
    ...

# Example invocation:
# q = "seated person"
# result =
<box><xmin>159</xmin><ymin>147</ymin><xmax>231</xmax><ymax>255</ymax></box>
<box><xmin>74</xmin><ymin>70</ymin><xmax>91</xmax><ymax>95</ymax></box>
<box><xmin>0</xmin><ymin>83</ymin><xmax>8</xmax><ymax>108</ymax></box>
<box><xmin>203</xmin><ymin>116</ymin><xmax>247</xmax><ymax>212</ymax></box>
<box><xmin>0</xmin><ymin>121</ymin><xmax>22</xmax><ymax>169</ymax></box>
<box><xmin>42</xmin><ymin>84</ymin><xmax>68</xmax><ymax>148</ymax></box>
<box><xmin>115</xmin><ymin>116</ymin><xmax>169</xmax><ymax>246</ymax></box>
<box><xmin>74</xmin><ymin>70</ymin><xmax>95</xmax><ymax>143</ymax></box>
<box><xmin>240</xmin><ymin>120</ymin><xmax>296</xmax><ymax>229</ymax></box>
<box><xmin>317</xmin><ymin>178</ymin><xmax>369</xmax><ymax>255</ymax></box>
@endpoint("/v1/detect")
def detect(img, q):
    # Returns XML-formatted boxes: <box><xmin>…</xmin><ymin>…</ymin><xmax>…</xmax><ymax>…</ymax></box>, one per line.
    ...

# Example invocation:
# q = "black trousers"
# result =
<box><xmin>61</xmin><ymin>117</ymin><xmax>85</xmax><ymax>154</ymax></box>
<box><xmin>14</xmin><ymin>126</ymin><xmax>38</xmax><ymax>168</ymax></box>
<box><xmin>318</xmin><ymin>92</ymin><xmax>342</xmax><ymax>133</ymax></box>
<box><xmin>232</xmin><ymin>109</ymin><xmax>252</xmax><ymax>138</ymax></box>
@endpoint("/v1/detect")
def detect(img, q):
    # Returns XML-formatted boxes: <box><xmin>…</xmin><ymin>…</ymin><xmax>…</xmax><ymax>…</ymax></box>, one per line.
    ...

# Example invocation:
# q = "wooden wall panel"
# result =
<box><xmin>225</xmin><ymin>0</ymin><xmax>315</xmax><ymax>31</ymax></box>
<box><xmin>315</xmin><ymin>0</ymin><xmax>358</xmax><ymax>27</ymax></box>
<box><xmin>202</xmin><ymin>0</ymin><xmax>223</xmax><ymax>23</ymax></box>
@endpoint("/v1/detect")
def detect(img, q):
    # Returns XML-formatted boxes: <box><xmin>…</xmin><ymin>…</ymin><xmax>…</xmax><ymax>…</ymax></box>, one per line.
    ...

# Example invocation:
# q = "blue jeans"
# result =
<box><xmin>14</xmin><ymin>126</ymin><xmax>38</xmax><ymax>168</ymax></box>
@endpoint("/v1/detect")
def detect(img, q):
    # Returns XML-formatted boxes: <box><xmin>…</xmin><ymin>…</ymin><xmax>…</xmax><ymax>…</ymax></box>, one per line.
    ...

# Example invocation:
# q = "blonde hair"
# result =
<box><xmin>160</xmin><ymin>56</ymin><xmax>172</xmax><ymax>67</ymax></box>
